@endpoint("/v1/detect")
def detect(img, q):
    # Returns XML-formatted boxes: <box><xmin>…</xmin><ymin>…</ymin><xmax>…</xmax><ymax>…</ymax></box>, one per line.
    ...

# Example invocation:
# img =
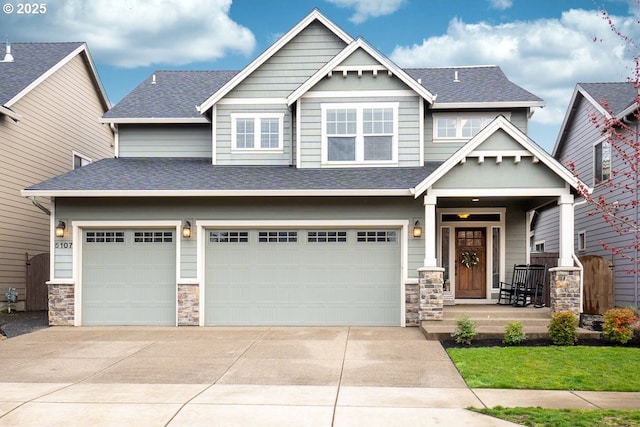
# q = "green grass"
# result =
<box><xmin>447</xmin><ymin>346</ymin><xmax>640</xmax><ymax>390</ymax></box>
<box><xmin>472</xmin><ymin>407</ymin><xmax>640</xmax><ymax>427</ymax></box>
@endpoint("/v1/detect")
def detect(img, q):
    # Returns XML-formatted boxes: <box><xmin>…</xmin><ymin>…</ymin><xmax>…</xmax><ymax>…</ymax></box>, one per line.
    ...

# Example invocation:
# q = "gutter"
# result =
<box><xmin>30</xmin><ymin>197</ymin><xmax>50</xmax><ymax>216</ymax></box>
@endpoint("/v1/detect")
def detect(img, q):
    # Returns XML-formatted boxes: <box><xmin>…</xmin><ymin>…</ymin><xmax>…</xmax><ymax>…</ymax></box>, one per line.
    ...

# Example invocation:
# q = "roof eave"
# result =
<box><xmin>22</xmin><ymin>188</ymin><xmax>413</xmax><ymax>198</ymax></box>
<box><xmin>99</xmin><ymin>117</ymin><xmax>209</xmax><ymax>124</ymax></box>
<box><xmin>431</xmin><ymin>101</ymin><xmax>545</xmax><ymax>109</ymax></box>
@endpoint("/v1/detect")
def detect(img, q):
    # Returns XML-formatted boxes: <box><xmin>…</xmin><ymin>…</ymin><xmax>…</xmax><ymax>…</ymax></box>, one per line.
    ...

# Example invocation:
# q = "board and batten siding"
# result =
<box><xmin>1</xmin><ymin>53</ymin><xmax>113</xmax><ymax>300</ymax></box>
<box><xmin>298</xmin><ymin>94</ymin><xmax>422</xmax><ymax>168</ymax></box>
<box><xmin>214</xmin><ymin>104</ymin><xmax>292</xmax><ymax>165</ymax></box>
<box><xmin>118</xmin><ymin>124</ymin><xmax>211</xmax><ymax>158</ymax></box>
<box><xmin>227</xmin><ymin>21</ymin><xmax>347</xmax><ymax>99</ymax></box>
<box><xmin>53</xmin><ymin>196</ymin><xmax>425</xmax><ymax>281</ymax></box>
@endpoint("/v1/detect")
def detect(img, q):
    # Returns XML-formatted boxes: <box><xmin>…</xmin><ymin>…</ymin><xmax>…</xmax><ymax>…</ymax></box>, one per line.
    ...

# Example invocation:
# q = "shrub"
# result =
<box><xmin>503</xmin><ymin>321</ymin><xmax>527</xmax><ymax>345</ymax></box>
<box><xmin>548</xmin><ymin>311</ymin><xmax>578</xmax><ymax>346</ymax></box>
<box><xmin>603</xmin><ymin>308</ymin><xmax>638</xmax><ymax>344</ymax></box>
<box><xmin>452</xmin><ymin>315</ymin><xmax>477</xmax><ymax>345</ymax></box>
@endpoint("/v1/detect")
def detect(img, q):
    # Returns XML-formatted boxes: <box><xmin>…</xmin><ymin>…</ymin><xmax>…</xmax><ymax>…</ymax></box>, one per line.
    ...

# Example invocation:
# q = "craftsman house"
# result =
<box><xmin>23</xmin><ymin>10</ymin><xmax>584</xmax><ymax>326</ymax></box>
<box><xmin>532</xmin><ymin>82</ymin><xmax>639</xmax><ymax>309</ymax></box>
<box><xmin>1</xmin><ymin>42</ymin><xmax>113</xmax><ymax>311</ymax></box>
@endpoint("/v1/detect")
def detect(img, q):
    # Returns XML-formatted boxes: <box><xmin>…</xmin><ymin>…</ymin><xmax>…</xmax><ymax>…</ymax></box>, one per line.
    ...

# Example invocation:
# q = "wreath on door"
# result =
<box><xmin>461</xmin><ymin>251</ymin><xmax>479</xmax><ymax>268</ymax></box>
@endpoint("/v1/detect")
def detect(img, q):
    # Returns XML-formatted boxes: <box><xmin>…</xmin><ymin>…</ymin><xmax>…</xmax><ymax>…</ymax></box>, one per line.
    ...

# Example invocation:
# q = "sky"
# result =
<box><xmin>1</xmin><ymin>0</ymin><xmax>639</xmax><ymax>153</ymax></box>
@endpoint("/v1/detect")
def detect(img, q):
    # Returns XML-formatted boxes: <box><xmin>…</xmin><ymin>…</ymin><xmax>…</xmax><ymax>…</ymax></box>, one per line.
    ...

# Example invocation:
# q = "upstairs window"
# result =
<box><xmin>433</xmin><ymin>114</ymin><xmax>507</xmax><ymax>142</ymax></box>
<box><xmin>231</xmin><ymin>113</ymin><xmax>283</xmax><ymax>151</ymax></box>
<box><xmin>594</xmin><ymin>140</ymin><xmax>611</xmax><ymax>183</ymax></box>
<box><xmin>322</xmin><ymin>102</ymin><xmax>398</xmax><ymax>165</ymax></box>
<box><xmin>73</xmin><ymin>152</ymin><xmax>91</xmax><ymax>169</ymax></box>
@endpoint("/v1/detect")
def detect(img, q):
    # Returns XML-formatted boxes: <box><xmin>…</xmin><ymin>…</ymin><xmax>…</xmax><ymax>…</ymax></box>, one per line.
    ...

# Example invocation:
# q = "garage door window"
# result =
<box><xmin>357</xmin><ymin>230</ymin><xmax>397</xmax><ymax>243</ymax></box>
<box><xmin>307</xmin><ymin>231</ymin><xmax>347</xmax><ymax>243</ymax></box>
<box><xmin>86</xmin><ymin>231</ymin><xmax>125</xmax><ymax>243</ymax></box>
<box><xmin>134</xmin><ymin>231</ymin><xmax>173</xmax><ymax>243</ymax></box>
<box><xmin>258</xmin><ymin>231</ymin><xmax>297</xmax><ymax>243</ymax></box>
<box><xmin>210</xmin><ymin>231</ymin><xmax>249</xmax><ymax>243</ymax></box>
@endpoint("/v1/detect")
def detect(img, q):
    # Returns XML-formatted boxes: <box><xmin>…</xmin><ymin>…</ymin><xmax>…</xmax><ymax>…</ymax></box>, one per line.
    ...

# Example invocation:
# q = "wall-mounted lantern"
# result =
<box><xmin>182</xmin><ymin>220</ymin><xmax>192</xmax><ymax>238</ymax></box>
<box><xmin>412</xmin><ymin>220</ymin><xmax>423</xmax><ymax>238</ymax></box>
<box><xmin>55</xmin><ymin>221</ymin><xmax>66</xmax><ymax>238</ymax></box>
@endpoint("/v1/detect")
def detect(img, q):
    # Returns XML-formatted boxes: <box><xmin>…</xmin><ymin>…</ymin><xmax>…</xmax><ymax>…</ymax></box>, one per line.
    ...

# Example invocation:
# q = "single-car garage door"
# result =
<box><xmin>82</xmin><ymin>229</ymin><xmax>176</xmax><ymax>326</ymax></box>
<box><xmin>205</xmin><ymin>229</ymin><xmax>401</xmax><ymax>326</ymax></box>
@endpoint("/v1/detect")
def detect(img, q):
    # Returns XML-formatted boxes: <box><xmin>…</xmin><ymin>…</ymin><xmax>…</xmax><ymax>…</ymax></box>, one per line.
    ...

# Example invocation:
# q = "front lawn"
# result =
<box><xmin>473</xmin><ymin>407</ymin><xmax>640</xmax><ymax>427</ymax></box>
<box><xmin>447</xmin><ymin>346</ymin><xmax>640</xmax><ymax>391</ymax></box>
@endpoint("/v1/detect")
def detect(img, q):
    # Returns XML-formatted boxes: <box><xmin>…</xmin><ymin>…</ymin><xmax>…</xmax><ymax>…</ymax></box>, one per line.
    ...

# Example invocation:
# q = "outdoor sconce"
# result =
<box><xmin>412</xmin><ymin>220</ymin><xmax>423</xmax><ymax>238</ymax></box>
<box><xmin>457</xmin><ymin>213</ymin><xmax>470</xmax><ymax>219</ymax></box>
<box><xmin>55</xmin><ymin>221</ymin><xmax>66</xmax><ymax>238</ymax></box>
<box><xmin>182</xmin><ymin>220</ymin><xmax>192</xmax><ymax>238</ymax></box>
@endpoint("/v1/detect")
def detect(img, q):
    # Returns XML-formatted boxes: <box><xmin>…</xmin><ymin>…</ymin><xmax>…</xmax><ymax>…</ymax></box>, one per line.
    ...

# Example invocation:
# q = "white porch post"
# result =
<box><xmin>558</xmin><ymin>193</ymin><xmax>574</xmax><ymax>267</ymax></box>
<box><xmin>423</xmin><ymin>194</ymin><xmax>438</xmax><ymax>267</ymax></box>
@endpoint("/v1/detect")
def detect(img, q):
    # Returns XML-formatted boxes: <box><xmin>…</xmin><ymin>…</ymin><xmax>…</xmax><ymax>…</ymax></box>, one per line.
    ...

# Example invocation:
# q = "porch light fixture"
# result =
<box><xmin>182</xmin><ymin>221</ymin><xmax>192</xmax><ymax>238</ymax></box>
<box><xmin>457</xmin><ymin>213</ymin><xmax>470</xmax><ymax>219</ymax></box>
<box><xmin>412</xmin><ymin>220</ymin><xmax>423</xmax><ymax>238</ymax></box>
<box><xmin>55</xmin><ymin>221</ymin><xmax>66</xmax><ymax>238</ymax></box>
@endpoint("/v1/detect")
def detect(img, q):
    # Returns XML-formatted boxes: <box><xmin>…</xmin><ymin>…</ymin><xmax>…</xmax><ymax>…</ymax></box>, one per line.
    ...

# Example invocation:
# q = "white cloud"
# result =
<box><xmin>4</xmin><ymin>0</ymin><xmax>255</xmax><ymax>68</ymax></box>
<box><xmin>490</xmin><ymin>0</ymin><xmax>513</xmax><ymax>11</ymax></box>
<box><xmin>325</xmin><ymin>0</ymin><xmax>406</xmax><ymax>24</ymax></box>
<box><xmin>390</xmin><ymin>9</ymin><xmax>639</xmax><ymax>138</ymax></box>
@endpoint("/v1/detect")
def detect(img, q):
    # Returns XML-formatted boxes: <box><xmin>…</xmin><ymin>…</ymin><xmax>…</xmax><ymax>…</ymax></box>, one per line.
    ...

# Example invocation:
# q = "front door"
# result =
<box><xmin>455</xmin><ymin>228</ymin><xmax>486</xmax><ymax>298</ymax></box>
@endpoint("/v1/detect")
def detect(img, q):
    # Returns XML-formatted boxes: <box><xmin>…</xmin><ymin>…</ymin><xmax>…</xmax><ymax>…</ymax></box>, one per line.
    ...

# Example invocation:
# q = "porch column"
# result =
<box><xmin>423</xmin><ymin>194</ymin><xmax>438</xmax><ymax>267</ymax></box>
<box><xmin>558</xmin><ymin>194</ymin><xmax>574</xmax><ymax>267</ymax></box>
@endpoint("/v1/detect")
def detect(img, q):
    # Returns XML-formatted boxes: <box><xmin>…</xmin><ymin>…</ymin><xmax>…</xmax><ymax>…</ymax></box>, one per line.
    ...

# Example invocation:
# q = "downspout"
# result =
<box><xmin>622</xmin><ymin>114</ymin><xmax>639</xmax><ymax>308</ymax></box>
<box><xmin>31</xmin><ymin>196</ymin><xmax>51</xmax><ymax>216</ymax></box>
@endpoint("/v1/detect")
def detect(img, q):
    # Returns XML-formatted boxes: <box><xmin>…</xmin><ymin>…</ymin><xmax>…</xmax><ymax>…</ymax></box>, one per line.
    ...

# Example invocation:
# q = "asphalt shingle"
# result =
<box><xmin>0</xmin><ymin>42</ymin><xmax>84</xmax><ymax>105</ymax></box>
<box><xmin>25</xmin><ymin>158</ymin><xmax>441</xmax><ymax>192</ymax></box>
<box><xmin>579</xmin><ymin>82</ymin><xmax>637</xmax><ymax>116</ymax></box>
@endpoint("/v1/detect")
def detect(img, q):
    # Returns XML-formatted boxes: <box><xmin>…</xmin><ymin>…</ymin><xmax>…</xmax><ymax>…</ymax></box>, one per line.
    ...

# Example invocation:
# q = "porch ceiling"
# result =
<box><xmin>435</xmin><ymin>195</ymin><xmax>557</xmax><ymax>211</ymax></box>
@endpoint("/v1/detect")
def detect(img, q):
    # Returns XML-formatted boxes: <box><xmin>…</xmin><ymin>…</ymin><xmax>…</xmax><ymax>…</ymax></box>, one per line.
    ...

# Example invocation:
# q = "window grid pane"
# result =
<box><xmin>134</xmin><ymin>231</ymin><xmax>173</xmax><ymax>243</ymax></box>
<box><xmin>260</xmin><ymin>118</ymin><xmax>279</xmax><ymax>149</ymax></box>
<box><xmin>437</xmin><ymin>118</ymin><xmax>457</xmax><ymax>138</ymax></box>
<box><xmin>258</xmin><ymin>231</ymin><xmax>298</xmax><ymax>243</ymax></box>
<box><xmin>356</xmin><ymin>231</ymin><xmax>397</xmax><ymax>243</ymax></box>
<box><xmin>209</xmin><ymin>231</ymin><xmax>249</xmax><ymax>243</ymax></box>
<box><xmin>86</xmin><ymin>231</ymin><xmax>125</xmax><ymax>243</ymax></box>
<box><xmin>236</xmin><ymin>118</ymin><xmax>255</xmax><ymax>149</ymax></box>
<box><xmin>308</xmin><ymin>231</ymin><xmax>347</xmax><ymax>243</ymax></box>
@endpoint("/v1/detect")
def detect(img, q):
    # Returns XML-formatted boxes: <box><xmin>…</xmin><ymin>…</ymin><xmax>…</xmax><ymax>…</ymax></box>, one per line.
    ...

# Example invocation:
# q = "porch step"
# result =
<box><xmin>420</xmin><ymin>304</ymin><xmax>601</xmax><ymax>341</ymax></box>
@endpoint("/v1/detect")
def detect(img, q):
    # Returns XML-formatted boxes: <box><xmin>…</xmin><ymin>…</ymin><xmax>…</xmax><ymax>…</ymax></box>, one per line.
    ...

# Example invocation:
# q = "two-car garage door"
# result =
<box><xmin>81</xmin><ymin>227</ymin><xmax>401</xmax><ymax>326</ymax></box>
<box><xmin>204</xmin><ymin>228</ymin><xmax>401</xmax><ymax>326</ymax></box>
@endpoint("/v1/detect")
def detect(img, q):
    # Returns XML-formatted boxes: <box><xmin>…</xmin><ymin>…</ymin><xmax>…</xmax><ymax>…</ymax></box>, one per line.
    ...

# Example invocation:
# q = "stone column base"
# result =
<box><xmin>48</xmin><ymin>282</ymin><xmax>74</xmax><ymax>326</ymax></box>
<box><xmin>177</xmin><ymin>282</ymin><xmax>199</xmax><ymax>326</ymax></box>
<box><xmin>418</xmin><ymin>267</ymin><xmax>445</xmax><ymax>321</ymax></box>
<box><xmin>549</xmin><ymin>267</ymin><xmax>582</xmax><ymax>316</ymax></box>
<box><xmin>405</xmin><ymin>283</ymin><xmax>419</xmax><ymax>326</ymax></box>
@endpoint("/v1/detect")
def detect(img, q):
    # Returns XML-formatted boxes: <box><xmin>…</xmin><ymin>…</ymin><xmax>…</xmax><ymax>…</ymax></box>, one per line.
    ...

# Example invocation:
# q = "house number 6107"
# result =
<box><xmin>55</xmin><ymin>242</ymin><xmax>72</xmax><ymax>249</ymax></box>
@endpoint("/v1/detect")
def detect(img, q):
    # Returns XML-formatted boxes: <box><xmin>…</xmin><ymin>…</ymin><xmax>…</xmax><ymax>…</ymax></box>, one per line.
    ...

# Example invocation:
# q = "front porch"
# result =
<box><xmin>420</xmin><ymin>304</ymin><xmax>600</xmax><ymax>341</ymax></box>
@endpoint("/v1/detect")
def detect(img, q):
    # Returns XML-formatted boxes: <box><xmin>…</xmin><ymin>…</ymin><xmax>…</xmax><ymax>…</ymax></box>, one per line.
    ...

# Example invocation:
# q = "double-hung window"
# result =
<box><xmin>231</xmin><ymin>113</ymin><xmax>284</xmax><ymax>151</ymax></box>
<box><xmin>322</xmin><ymin>102</ymin><xmax>398</xmax><ymax>164</ymax></box>
<box><xmin>594</xmin><ymin>140</ymin><xmax>611</xmax><ymax>183</ymax></box>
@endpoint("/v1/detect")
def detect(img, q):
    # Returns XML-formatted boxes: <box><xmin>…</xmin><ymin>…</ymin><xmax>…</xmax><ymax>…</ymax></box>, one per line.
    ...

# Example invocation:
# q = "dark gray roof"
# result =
<box><xmin>25</xmin><ymin>158</ymin><xmax>441</xmax><ymax>193</ymax></box>
<box><xmin>105</xmin><ymin>65</ymin><xmax>542</xmax><ymax>119</ymax></box>
<box><xmin>103</xmin><ymin>70</ymin><xmax>239</xmax><ymax>119</ymax></box>
<box><xmin>405</xmin><ymin>66</ymin><xmax>543</xmax><ymax>105</ymax></box>
<box><xmin>578</xmin><ymin>82</ymin><xmax>637</xmax><ymax>115</ymax></box>
<box><xmin>0</xmin><ymin>42</ymin><xmax>84</xmax><ymax>105</ymax></box>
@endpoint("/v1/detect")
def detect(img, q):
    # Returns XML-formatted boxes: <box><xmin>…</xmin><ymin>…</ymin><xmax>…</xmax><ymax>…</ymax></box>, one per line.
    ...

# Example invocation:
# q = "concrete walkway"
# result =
<box><xmin>0</xmin><ymin>326</ymin><xmax>638</xmax><ymax>426</ymax></box>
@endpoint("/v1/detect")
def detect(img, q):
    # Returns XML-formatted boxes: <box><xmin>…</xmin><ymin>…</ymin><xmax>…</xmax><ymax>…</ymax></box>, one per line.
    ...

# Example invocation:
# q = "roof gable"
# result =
<box><xmin>288</xmin><ymin>38</ymin><xmax>436</xmax><ymax>106</ymax></box>
<box><xmin>197</xmin><ymin>9</ymin><xmax>352</xmax><ymax>113</ymax></box>
<box><xmin>0</xmin><ymin>42</ymin><xmax>108</xmax><ymax>111</ymax></box>
<box><xmin>412</xmin><ymin>115</ymin><xmax>582</xmax><ymax>197</ymax></box>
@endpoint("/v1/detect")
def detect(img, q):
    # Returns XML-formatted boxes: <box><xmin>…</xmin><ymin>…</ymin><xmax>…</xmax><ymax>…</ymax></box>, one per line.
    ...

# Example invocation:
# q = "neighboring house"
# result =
<box><xmin>23</xmin><ymin>10</ymin><xmax>583</xmax><ymax>327</ymax></box>
<box><xmin>1</xmin><ymin>42</ymin><xmax>113</xmax><ymax>310</ymax></box>
<box><xmin>533</xmin><ymin>82</ymin><xmax>639</xmax><ymax>309</ymax></box>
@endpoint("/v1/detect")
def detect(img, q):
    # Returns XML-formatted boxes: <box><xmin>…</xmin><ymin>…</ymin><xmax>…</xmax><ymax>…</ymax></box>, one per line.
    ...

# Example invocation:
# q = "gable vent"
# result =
<box><xmin>453</xmin><ymin>70</ymin><xmax>460</xmax><ymax>82</ymax></box>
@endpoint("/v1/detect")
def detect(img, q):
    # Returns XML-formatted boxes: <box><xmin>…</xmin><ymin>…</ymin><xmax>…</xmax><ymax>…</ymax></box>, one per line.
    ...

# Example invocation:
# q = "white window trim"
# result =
<box><xmin>72</xmin><ymin>151</ymin><xmax>92</xmax><ymax>169</ymax></box>
<box><xmin>577</xmin><ymin>230</ymin><xmax>586</xmax><ymax>252</ymax></box>
<box><xmin>533</xmin><ymin>240</ymin><xmax>546</xmax><ymax>252</ymax></box>
<box><xmin>593</xmin><ymin>137</ymin><xmax>611</xmax><ymax>184</ymax></box>
<box><xmin>231</xmin><ymin>113</ymin><xmax>284</xmax><ymax>152</ymax></box>
<box><xmin>321</xmin><ymin>102</ymin><xmax>399</xmax><ymax>166</ymax></box>
<box><xmin>432</xmin><ymin>112</ymin><xmax>511</xmax><ymax>143</ymax></box>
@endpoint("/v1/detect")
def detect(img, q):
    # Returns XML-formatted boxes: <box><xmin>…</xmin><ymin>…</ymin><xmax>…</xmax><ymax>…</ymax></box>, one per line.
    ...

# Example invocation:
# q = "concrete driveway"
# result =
<box><xmin>0</xmin><ymin>326</ymin><xmax>516</xmax><ymax>426</ymax></box>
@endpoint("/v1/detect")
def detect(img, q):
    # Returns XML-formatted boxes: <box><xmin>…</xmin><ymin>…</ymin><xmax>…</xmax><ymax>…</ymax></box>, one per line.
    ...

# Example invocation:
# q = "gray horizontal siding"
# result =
<box><xmin>532</xmin><ymin>206</ymin><xmax>559</xmax><ymax>253</ymax></box>
<box><xmin>215</xmin><ymin>104</ymin><xmax>292</xmax><ymax>165</ymax></box>
<box><xmin>118</xmin><ymin>124</ymin><xmax>211</xmax><ymax>158</ymax></box>
<box><xmin>229</xmin><ymin>21</ymin><xmax>346</xmax><ymax>98</ymax></box>
<box><xmin>298</xmin><ymin>95</ymin><xmax>421</xmax><ymax>168</ymax></box>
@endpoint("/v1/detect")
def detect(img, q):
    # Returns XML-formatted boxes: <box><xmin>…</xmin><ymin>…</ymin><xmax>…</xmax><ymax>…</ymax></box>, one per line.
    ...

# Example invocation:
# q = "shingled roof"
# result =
<box><xmin>578</xmin><ymin>82</ymin><xmax>637</xmax><ymax>116</ymax></box>
<box><xmin>23</xmin><ymin>157</ymin><xmax>441</xmax><ymax>195</ymax></box>
<box><xmin>0</xmin><ymin>42</ymin><xmax>85</xmax><ymax>106</ymax></box>
<box><xmin>103</xmin><ymin>66</ymin><xmax>543</xmax><ymax>120</ymax></box>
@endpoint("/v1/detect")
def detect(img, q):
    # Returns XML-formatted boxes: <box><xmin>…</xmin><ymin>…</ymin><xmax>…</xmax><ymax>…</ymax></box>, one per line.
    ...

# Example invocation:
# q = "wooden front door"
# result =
<box><xmin>455</xmin><ymin>228</ymin><xmax>486</xmax><ymax>298</ymax></box>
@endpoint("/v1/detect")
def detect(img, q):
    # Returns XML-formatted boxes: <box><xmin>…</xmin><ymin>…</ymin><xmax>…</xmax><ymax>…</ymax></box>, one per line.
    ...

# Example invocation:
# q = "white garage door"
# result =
<box><xmin>82</xmin><ymin>229</ymin><xmax>176</xmax><ymax>326</ymax></box>
<box><xmin>205</xmin><ymin>229</ymin><xmax>401</xmax><ymax>326</ymax></box>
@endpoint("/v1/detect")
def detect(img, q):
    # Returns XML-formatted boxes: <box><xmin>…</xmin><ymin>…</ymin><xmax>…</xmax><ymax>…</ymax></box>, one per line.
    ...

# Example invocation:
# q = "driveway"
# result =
<box><xmin>0</xmin><ymin>326</ymin><xmax>516</xmax><ymax>426</ymax></box>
